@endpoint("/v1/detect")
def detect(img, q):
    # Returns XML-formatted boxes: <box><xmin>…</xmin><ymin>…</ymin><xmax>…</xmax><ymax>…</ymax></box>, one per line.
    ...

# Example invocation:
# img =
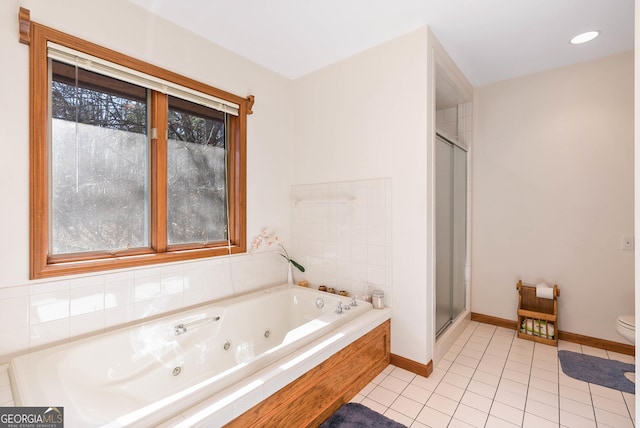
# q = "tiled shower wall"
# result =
<box><xmin>290</xmin><ymin>178</ymin><xmax>393</xmax><ymax>306</ymax></box>
<box><xmin>0</xmin><ymin>253</ymin><xmax>284</xmax><ymax>361</ymax></box>
<box><xmin>436</xmin><ymin>102</ymin><xmax>473</xmax><ymax>148</ymax></box>
<box><xmin>435</xmin><ymin>106</ymin><xmax>458</xmax><ymax>140</ymax></box>
<box><xmin>457</xmin><ymin>102</ymin><xmax>473</xmax><ymax>148</ymax></box>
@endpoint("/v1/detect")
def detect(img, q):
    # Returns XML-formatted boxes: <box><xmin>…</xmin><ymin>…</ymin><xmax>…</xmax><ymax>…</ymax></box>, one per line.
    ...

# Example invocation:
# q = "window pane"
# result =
<box><xmin>167</xmin><ymin>96</ymin><xmax>227</xmax><ymax>245</ymax></box>
<box><xmin>50</xmin><ymin>60</ymin><xmax>149</xmax><ymax>255</ymax></box>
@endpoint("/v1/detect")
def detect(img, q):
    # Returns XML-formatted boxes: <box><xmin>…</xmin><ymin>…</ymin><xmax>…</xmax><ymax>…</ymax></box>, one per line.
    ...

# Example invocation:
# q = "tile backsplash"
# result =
<box><xmin>0</xmin><ymin>252</ymin><xmax>284</xmax><ymax>362</ymax></box>
<box><xmin>290</xmin><ymin>178</ymin><xmax>393</xmax><ymax>306</ymax></box>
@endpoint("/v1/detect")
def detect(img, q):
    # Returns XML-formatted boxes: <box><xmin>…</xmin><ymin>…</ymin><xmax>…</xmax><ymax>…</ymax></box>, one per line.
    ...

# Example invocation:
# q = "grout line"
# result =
<box><xmin>358</xmin><ymin>325</ymin><xmax>635</xmax><ymax>428</ymax></box>
<box><xmin>556</xmin><ymin>343</ymin><xmax>562</xmax><ymax>427</ymax></box>
<box><xmin>485</xmin><ymin>326</ymin><xmax>523</xmax><ymax>428</ymax></box>
<box><xmin>520</xmin><ymin>341</ymin><xmax>535</xmax><ymax>427</ymax></box>
<box><xmin>464</xmin><ymin>326</ymin><xmax>496</xmax><ymax>427</ymax></box>
<box><xmin>408</xmin><ymin>322</ymin><xmax>480</xmax><ymax>427</ymax></box>
<box><xmin>579</xmin><ymin>343</ymin><xmax>601</xmax><ymax>426</ymax></box>
<box><xmin>439</xmin><ymin>321</ymin><xmax>495</xmax><ymax>427</ymax></box>
<box><xmin>445</xmin><ymin>325</ymin><xmax>479</xmax><ymax>426</ymax></box>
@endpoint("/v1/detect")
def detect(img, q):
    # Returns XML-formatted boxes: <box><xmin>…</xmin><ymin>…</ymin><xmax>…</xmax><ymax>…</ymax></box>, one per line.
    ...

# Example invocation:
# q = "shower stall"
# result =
<box><xmin>435</xmin><ymin>133</ymin><xmax>467</xmax><ymax>338</ymax></box>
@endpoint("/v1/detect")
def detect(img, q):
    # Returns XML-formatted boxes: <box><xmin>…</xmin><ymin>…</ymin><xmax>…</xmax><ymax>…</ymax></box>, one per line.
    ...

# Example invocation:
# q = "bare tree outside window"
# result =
<box><xmin>50</xmin><ymin>62</ymin><xmax>229</xmax><ymax>255</ymax></box>
<box><xmin>168</xmin><ymin>96</ymin><xmax>228</xmax><ymax>245</ymax></box>
<box><xmin>50</xmin><ymin>63</ymin><xmax>149</xmax><ymax>254</ymax></box>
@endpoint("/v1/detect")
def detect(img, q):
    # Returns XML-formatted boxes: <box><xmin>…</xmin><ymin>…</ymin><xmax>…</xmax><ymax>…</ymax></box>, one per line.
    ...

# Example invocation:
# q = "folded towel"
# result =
<box><xmin>521</xmin><ymin>319</ymin><xmax>555</xmax><ymax>339</ymax></box>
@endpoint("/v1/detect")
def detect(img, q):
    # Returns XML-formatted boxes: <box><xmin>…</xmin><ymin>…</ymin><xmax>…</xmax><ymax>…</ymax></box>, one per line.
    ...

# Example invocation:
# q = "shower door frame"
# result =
<box><xmin>435</xmin><ymin>132</ymin><xmax>468</xmax><ymax>339</ymax></box>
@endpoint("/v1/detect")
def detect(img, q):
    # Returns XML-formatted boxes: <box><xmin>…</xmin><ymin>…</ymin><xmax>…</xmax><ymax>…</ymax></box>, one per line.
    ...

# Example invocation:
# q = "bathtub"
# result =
<box><xmin>10</xmin><ymin>284</ymin><xmax>390</xmax><ymax>427</ymax></box>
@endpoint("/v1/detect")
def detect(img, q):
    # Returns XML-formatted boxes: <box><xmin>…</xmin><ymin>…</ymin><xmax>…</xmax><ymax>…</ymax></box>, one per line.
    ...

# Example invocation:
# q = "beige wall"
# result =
<box><xmin>472</xmin><ymin>51</ymin><xmax>634</xmax><ymax>342</ymax></box>
<box><xmin>292</xmin><ymin>28</ymin><xmax>431</xmax><ymax>363</ymax></box>
<box><xmin>6</xmin><ymin>0</ymin><xmax>630</xmax><ymax>367</ymax></box>
<box><xmin>1</xmin><ymin>0</ymin><xmax>440</xmax><ymax>366</ymax></box>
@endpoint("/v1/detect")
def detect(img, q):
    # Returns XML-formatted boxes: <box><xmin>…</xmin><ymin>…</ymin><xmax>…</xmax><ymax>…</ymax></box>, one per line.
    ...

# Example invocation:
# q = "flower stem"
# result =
<box><xmin>278</xmin><ymin>243</ymin><xmax>305</xmax><ymax>272</ymax></box>
<box><xmin>278</xmin><ymin>242</ymin><xmax>290</xmax><ymax>260</ymax></box>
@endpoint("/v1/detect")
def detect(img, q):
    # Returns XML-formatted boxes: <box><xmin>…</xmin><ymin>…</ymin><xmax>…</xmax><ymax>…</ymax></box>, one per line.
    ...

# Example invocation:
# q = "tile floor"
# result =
<box><xmin>351</xmin><ymin>321</ymin><xmax>636</xmax><ymax>428</ymax></box>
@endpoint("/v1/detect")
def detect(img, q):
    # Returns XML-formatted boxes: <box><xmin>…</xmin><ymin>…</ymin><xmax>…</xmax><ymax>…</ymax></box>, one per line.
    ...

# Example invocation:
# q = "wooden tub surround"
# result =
<box><xmin>225</xmin><ymin>320</ymin><xmax>391</xmax><ymax>428</ymax></box>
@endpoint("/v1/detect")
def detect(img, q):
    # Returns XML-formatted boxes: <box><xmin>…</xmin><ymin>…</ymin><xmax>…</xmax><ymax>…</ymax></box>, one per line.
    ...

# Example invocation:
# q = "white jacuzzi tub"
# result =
<box><xmin>10</xmin><ymin>284</ymin><xmax>389</xmax><ymax>427</ymax></box>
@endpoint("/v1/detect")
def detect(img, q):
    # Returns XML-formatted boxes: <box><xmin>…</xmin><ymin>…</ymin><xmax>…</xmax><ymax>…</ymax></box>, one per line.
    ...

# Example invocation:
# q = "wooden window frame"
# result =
<box><xmin>20</xmin><ymin>9</ymin><xmax>253</xmax><ymax>279</ymax></box>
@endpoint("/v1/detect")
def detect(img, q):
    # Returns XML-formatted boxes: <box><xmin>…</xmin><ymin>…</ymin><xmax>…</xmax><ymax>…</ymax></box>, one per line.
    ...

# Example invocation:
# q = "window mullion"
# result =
<box><xmin>151</xmin><ymin>91</ymin><xmax>168</xmax><ymax>252</ymax></box>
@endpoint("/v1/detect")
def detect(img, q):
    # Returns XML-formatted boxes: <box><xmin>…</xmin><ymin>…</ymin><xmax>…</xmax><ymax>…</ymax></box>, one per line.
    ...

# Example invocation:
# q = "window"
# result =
<box><xmin>24</xmin><ymin>14</ymin><xmax>253</xmax><ymax>278</ymax></box>
<box><xmin>51</xmin><ymin>60</ymin><xmax>149</xmax><ymax>255</ymax></box>
<box><xmin>166</xmin><ymin>96</ymin><xmax>228</xmax><ymax>246</ymax></box>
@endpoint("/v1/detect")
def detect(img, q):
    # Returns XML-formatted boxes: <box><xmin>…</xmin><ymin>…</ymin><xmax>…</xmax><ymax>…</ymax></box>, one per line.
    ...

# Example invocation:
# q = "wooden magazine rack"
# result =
<box><xmin>516</xmin><ymin>280</ymin><xmax>560</xmax><ymax>346</ymax></box>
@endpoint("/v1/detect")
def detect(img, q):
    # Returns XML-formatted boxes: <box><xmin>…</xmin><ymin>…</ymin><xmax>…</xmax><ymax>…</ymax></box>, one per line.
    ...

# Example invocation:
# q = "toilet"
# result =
<box><xmin>616</xmin><ymin>315</ymin><xmax>635</xmax><ymax>344</ymax></box>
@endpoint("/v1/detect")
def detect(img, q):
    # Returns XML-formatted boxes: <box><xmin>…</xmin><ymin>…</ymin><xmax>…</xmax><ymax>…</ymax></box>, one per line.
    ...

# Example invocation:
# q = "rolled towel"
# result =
<box><xmin>521</xmin><ymin>319</ymin><xmax>555</xmax><ymax>339</ymax></box>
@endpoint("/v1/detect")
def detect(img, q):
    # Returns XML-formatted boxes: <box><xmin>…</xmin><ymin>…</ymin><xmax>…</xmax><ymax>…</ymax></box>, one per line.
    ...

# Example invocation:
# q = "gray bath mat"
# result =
<box><xmin>320</xmin><ymin>403</ymin><xmax>407</xmax><ymax>428</ymax></box>
<box><xmin>558</xmin><ymin>350</ymin><xmax>635</xmax><ymax>394</ymax></box>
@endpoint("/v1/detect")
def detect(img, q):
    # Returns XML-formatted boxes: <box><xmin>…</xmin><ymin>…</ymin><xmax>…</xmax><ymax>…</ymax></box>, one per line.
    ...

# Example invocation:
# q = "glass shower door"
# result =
<box><xmin>435</xmin><ymin>134</ymin><xmax>467</xmax><ymax>338</ymax></box>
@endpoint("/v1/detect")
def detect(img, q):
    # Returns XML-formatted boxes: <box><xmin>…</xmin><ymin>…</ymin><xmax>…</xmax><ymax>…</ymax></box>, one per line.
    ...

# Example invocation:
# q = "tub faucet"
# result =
<box><xmin>335</xmin><ymin>302</ymin><xmax>343</xmax><ymax>314</ymax></box>
<box><xmin>350</xmin><ymin>297</ymin><xmax>357</xmax><ymax>307</ymax></box>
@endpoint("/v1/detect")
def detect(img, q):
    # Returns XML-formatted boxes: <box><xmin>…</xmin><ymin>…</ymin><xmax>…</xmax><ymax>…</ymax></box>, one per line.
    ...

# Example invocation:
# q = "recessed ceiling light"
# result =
<box><xmin>570</xmin><ymin>31</ymin><xmax>600</xmax><ymax>45</ymax></box>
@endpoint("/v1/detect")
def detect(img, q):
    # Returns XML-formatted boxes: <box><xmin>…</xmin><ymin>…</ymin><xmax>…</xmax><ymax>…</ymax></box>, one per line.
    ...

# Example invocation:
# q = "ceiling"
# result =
<box><xmin>126</xmin><ymin>0</ymin><xmax>634</xmax><ymax>86</ymax></box>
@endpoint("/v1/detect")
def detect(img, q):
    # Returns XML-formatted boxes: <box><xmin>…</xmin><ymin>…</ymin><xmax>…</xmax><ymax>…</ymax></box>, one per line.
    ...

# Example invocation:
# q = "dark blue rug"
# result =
<box><xmin>558</xmin><ymin>350</ymin><xmax>635</xmax><ymax>394</ymax></box>
<box><xmin>320</xmin><ymin>403</ymin><xmax>407</xmax><ymax>428</ymax></box>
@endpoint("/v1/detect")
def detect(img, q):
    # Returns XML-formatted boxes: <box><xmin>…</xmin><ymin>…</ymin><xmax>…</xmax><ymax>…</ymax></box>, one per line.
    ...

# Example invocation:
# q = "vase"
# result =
<box><xmin>287</xmin><ymin>263</ymin><xmax>293</xmax><ymax>284</ymax></box>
